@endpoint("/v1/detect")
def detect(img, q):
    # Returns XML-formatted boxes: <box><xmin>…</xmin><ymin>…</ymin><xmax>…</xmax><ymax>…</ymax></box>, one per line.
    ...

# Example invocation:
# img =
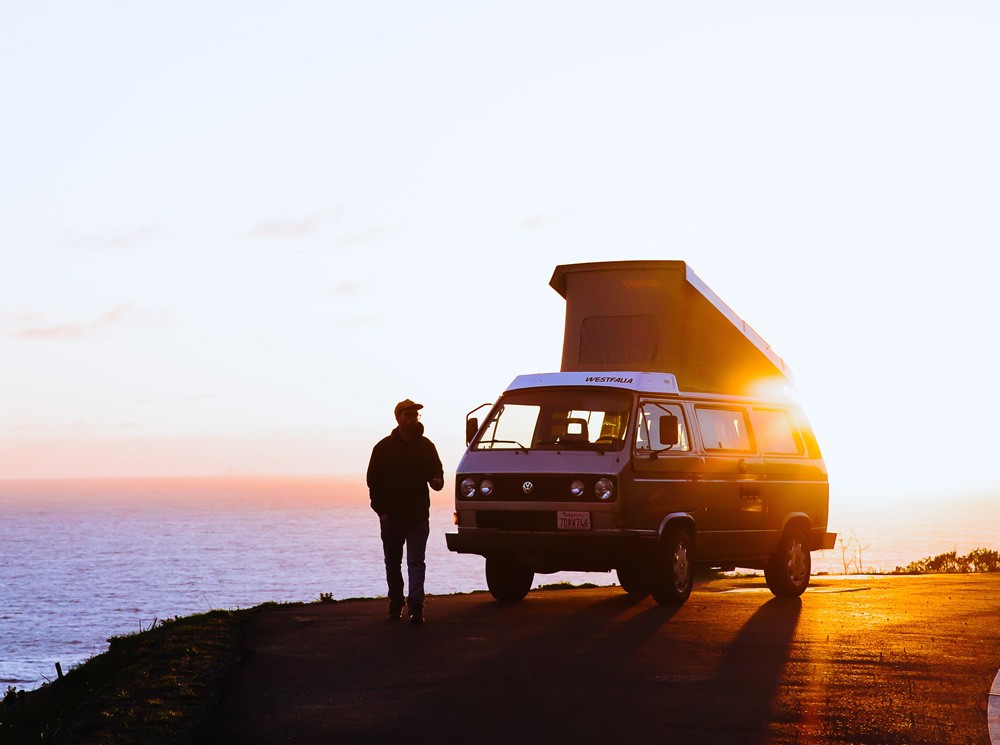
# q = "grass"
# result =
<box><xmin>535</xmin><ymin>580</ymin><xmax>600</xmax><ymax>590</ymax></box>
<box><xmin>0</xmin><ymin>608</ymin><xmax>248</xmax><ymax>745</ymax></box>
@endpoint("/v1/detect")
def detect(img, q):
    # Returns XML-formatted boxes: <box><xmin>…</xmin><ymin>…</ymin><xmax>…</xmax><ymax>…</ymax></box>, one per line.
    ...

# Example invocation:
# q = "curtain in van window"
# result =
<box><xmin>696</xmin><ymin>408</ymin><xmax>752</xmax><ymax>451</ymax></box>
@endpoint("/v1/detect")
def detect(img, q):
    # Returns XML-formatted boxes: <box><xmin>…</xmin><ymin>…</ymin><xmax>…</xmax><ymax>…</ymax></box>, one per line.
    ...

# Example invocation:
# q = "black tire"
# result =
<box><xmin>616</xmin><ymin>562</ymin><xmax>652</xmax><ymax>598</ymax></box>
<box><xmin>485</xmin><ymin>556</ymin><xmax>534</xmax><ymax>602</ymax></box>
<box><xmin>765</xmin><ymin>526</ymin><xmax>811</xmax><ymax>597</ymax></box>
<box><xmin>650</xmin><ymin>528</ymin><xmax>694</xmax><ymax>605</ymax></box>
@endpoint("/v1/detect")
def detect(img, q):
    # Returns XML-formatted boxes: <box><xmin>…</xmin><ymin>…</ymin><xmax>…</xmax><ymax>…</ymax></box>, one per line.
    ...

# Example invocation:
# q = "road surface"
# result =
<box><xmin>200</xmin><ymin>574</ymin><xmax>1000</xmax><ymax>744</ymax></box>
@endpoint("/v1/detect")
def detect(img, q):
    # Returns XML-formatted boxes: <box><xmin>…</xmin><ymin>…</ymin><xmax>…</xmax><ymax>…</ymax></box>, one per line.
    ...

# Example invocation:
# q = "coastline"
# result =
<box><xmin>2</xmin><ymin>475</ymin><xmax>996</xmax><ymax>697</ymax></box>
<box><xmin>4</xmin><ymin>573</ymin><xmax>1000</xmax><ymax>744</ymax></box>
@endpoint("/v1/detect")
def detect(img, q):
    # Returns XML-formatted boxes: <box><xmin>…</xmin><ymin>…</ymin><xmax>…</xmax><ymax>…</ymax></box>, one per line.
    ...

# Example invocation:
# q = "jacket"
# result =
<box><xmin>367</xmin><ymin>428</ymin><xmax>444</xmax><ymax>525</ymax></box>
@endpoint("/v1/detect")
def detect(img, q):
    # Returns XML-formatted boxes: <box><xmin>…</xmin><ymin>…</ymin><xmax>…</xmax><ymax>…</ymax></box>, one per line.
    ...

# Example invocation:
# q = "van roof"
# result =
<box><xmin>549</xmin><ymin>260</ymin><xmax>793</xmax><ymax>396</ymax></box>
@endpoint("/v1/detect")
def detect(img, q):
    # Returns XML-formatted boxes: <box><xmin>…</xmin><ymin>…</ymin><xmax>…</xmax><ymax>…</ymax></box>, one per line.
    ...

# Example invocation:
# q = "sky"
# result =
<box><xmin>2</xmin><ymin>2</ymin><xmax>999</xmax><ymax>509</ymax></box>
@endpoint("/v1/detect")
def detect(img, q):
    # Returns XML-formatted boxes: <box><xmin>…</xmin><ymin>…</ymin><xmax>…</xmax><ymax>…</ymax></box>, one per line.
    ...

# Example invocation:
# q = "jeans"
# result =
<box><xmin>380</xmin><ymin>519</ymin><xmax>430</xmax><ymax>609</ymax></box>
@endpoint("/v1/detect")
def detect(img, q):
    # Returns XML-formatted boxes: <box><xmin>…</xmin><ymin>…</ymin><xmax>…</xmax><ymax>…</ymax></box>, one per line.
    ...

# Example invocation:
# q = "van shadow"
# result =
<box><xmin>703</xmin><ymin>596</ymin><xmax>802</xmax><ymax>742</ymax></box>
<box><xmin>442</xmin><ymin>590</ymin><xmax>802</xmax><ymax>744</ymax></box>
<box><xmin>440</xmin><ymin>591</ymin><xmax>686</xmax><ymax>743</ymax></box>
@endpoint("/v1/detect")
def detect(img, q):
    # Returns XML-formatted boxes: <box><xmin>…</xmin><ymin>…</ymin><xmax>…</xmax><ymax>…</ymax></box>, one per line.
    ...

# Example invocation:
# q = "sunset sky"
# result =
<box><xmin>2</xmin><ymin>3</ymin><xmax>999</xmax><ymax>507</ymax></box>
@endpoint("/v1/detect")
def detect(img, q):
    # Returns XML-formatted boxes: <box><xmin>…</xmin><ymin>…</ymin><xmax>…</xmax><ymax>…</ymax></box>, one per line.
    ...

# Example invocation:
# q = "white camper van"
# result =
<box><xmin>445</xmin><ymin>261</ymin><xmax>835</xmax><ymax>605</ymax></box>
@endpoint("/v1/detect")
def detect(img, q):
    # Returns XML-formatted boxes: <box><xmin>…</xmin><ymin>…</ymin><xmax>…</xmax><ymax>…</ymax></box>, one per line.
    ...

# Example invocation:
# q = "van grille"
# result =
<box><xmin>476</xmin><ymin>511</ymin><xmax>557</xmax><ymax>531</ymax></box>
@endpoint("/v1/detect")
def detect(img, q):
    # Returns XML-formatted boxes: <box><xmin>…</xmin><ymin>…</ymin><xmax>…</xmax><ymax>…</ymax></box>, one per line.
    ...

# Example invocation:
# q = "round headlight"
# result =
<box><xmin>595</xmin><ymin>478</ymin><xmax>614</xmax><ymax>501</ymax></box>
<box><xmin>460</xmin><ymin>477</ymin><xmax>477</xmax><ymax>499</ymax></box>
<box><xmin>570</xmin><ymin>480</ymin><xmax>585</xmax><ymax>498</ymax></box>
<box><xmin>479</xmin><ymin>479</ymin><xmax>495</xmax><ymax>497</ymax></box>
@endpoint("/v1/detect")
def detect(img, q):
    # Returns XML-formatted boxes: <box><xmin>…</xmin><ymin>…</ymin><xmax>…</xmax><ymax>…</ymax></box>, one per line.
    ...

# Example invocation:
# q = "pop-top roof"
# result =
<box><xmin>548</xmin><ymin>260</ymin><xmax>793</xmax><ymax>396</ymax></box>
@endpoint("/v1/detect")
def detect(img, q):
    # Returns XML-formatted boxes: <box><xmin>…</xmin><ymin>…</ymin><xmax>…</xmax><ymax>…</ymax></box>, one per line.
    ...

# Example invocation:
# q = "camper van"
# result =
<box><xmin>445</xmin><ymin>261</ymin><xmax>834</xmax><ymax>605</ymax></box>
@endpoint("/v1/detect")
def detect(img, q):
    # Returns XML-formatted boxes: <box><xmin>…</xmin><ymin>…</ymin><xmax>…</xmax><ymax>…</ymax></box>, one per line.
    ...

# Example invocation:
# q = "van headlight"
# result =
<box><xmin>479</xmin><ymin>479</ymin><xmax>495</xmax><ymax>497</ymax></box>
<box><xmin>460</xmin><ymin>477</ymin><xmax>477</xmax><ymax>499</ymax></box>
<box><xmin>570</xmin><ymin>480</ymin><xmax>585</xmax><ymax>498</ymax></box>
<box><xmin>595</xmin><ymin>478</ymin><xmax>614</xmax><ymax>501</ymax></box>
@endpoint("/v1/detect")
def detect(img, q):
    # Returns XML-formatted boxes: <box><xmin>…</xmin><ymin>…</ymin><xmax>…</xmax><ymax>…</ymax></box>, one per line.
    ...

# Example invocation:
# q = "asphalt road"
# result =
<box><xmin>200</xmin><ymin>574</ymin><xmax>1000</xmax><ymax>745</ymax></box>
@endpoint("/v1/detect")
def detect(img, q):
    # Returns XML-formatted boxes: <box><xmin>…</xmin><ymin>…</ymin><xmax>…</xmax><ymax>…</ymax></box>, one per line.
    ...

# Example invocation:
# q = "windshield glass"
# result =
<box><xmin>474</xmin><ymin>388</ymin><xmax>632</xmax><ymax>451</ymax></box>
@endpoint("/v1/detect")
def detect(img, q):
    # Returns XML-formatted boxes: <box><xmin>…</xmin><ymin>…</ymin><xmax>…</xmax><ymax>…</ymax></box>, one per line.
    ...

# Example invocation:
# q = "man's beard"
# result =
<box><xmin>401</xmin><ymin>420</ymin><xmax>424</xmax><ymax>438</ymax></box>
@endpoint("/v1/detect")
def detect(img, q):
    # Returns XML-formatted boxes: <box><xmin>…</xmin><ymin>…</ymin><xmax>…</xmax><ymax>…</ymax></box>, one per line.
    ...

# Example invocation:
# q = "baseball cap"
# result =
<box><xmin>394</xmin><ymin>398</ymin><xmax>424</xmax><ymax>417</ymax></box>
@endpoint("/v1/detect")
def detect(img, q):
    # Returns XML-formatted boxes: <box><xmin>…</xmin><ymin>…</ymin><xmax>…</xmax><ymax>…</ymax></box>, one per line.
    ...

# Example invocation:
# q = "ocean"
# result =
<box><xmin>1</xmin><ymin>476</ymin><xmax>995</xmax><ymax>691</ymax></box>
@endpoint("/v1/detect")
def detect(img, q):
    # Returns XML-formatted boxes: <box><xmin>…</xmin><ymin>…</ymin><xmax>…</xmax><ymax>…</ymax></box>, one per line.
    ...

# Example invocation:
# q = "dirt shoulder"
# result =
<box><xmin>201</xmin><ymin>574</ymin><xmax>1000</xmax><ymax>745</ymax></box>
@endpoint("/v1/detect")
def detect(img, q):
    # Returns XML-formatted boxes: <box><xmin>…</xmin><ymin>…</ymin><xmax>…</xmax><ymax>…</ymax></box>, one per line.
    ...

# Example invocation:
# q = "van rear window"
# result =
<box><xmin>696</xmin><ymin>407</ymin><xmax>752</xmax><ymax>451</ymax></box>
<box><xmin>750</xmin><ymin>409</ymin><xmax>805</xmax><ymax>455</ymax></box>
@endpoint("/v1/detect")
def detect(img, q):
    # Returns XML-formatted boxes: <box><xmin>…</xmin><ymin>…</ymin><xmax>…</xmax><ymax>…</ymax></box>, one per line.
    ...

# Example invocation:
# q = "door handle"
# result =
<box><xmin>738</xmin><ymin>458</ymin><xmax>765</xmax><ymax>475</ymax></box>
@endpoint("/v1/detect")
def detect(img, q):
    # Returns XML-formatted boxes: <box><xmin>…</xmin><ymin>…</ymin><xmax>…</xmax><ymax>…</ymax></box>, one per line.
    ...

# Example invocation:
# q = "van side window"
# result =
<box><xmin>635</xmin><ymin>402</ymin><xmax>690</xmax><ymax>452</ymax></box>
<box><xmin>696</xmin><ymin>407</ymin><xmax>752</xmax><ymax>451</ymax></box>
<box><xmin>750</xmin><ymin>409</ymin><xmax>805</xmax><ymax>455</ymax></box>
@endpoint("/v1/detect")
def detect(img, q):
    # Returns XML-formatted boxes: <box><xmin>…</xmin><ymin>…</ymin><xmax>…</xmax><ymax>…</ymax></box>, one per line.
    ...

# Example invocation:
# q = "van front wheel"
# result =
<box><xmin>616</xmin><ymin>562</ymin><xmax>651</xmax><ymax>597</ymax></box>
<box><xmin>485</xmin><ymin>557</ymin><xmax>534</xmax><ymax>602</ymax></box>
<box><xmin>650</xmin><ymin>528</ymin><xmax>694</xmax><ymax>605</ymax></box>
<box><xmin>765</xmin><ymin>527</ymin><xmax>811</xmax><ymax>597</ymax></box>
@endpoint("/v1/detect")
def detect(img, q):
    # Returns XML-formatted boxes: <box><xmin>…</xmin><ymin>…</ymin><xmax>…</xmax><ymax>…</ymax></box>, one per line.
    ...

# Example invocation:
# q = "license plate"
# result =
<box><xmin>557</xmin><ymin>511</ymin><xmax>591</xmax><ymax>530</ymax></box>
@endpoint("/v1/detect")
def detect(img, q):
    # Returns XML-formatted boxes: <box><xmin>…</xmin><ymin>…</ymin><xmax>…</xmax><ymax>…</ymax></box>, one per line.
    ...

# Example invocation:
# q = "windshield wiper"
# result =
<box><xmin>483</xmin><ymin>439</ymin><xmax>529</xmax><ymax>455</ymax></box>
<box><xmin>535</xmin><ymin>439</ymin><xmax>609</xmax><ymax>452</ymax></box>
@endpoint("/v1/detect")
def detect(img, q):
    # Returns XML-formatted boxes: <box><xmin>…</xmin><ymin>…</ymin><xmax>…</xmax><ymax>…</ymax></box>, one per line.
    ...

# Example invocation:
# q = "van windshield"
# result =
<box><xmin>474</xmin><ymin>388</ymin><xmax>632</xmax><ymax>452</ymax></box>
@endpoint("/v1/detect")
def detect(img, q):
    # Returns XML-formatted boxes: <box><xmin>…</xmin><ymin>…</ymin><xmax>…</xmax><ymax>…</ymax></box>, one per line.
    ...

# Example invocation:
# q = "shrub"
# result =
<box><xmin>893</xmin><ymin>548</ymin><xmax>1000</xmax><ymax>574</ymax></box>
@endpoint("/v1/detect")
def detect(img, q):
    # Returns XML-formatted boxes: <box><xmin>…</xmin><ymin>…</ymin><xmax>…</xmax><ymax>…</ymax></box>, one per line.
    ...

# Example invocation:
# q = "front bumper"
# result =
<box><xmin>445</xmin><ymin>529</ymin><xmax>656</xmax><ymax>572</ymax></box>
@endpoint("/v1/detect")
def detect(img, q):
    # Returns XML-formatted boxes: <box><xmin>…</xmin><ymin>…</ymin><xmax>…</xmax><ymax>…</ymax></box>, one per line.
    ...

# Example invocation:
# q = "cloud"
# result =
<box><xmin>520</xmin><ymin>211</ymin><xmax>572</xmax><ymax>231</ymax></box>
<box><xmin>0</xmin><ymin>311</ymin><xmax>47</xmax><ymax>325</ymax></box>
<box><xmin>335</xmin><ymin>316</ymin><xmax>378</xmax><ymax>331</ymax></box>
<box><xmin>252</xmin><ymin>207</ymin><xmax>347</xmax><ymax>238</ymax></box>
<box><xmin>296</xmin><ymin>223</ymin><xmax>397</xmax><ymax>253</ymax></box>
<box><xmin>65</xmin><ymin>226</ymin><xmax>163</xmax><ymax>249</ymax></box>
<box><xmin>332</xmin><ymin>225</ymin><xmax>396</xmax><ymax>248</ymax></box>
<box><xmin>1</xmin><ymin>304</ymin><xmax>150</xmax><ymax>341</ymax></box>
<box><xmin>329</xmin><ymin>281</ymin><xmax>365</xmax><ymax>297</ymax></box>
<box><xmin>256</xmin><ymin>206</ymin><xmax>396</xmax><ymax>251</ymax></box>
<box><xmin>185</xmin><ymin>394</ymin><xmax>217</xmax><ymax>403</ymax></box>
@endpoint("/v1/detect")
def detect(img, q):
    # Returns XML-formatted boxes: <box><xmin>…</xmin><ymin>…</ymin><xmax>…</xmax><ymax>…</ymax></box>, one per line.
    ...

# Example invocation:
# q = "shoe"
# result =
<box><xmin>409</xmin><ymin>606</ymin><xmax>424</xmax><ymax>625</ymax></box>
<box><xmin>387</xmin><ymin>601</ymin><xmax>405</xmax><ymax>621</ymax></box>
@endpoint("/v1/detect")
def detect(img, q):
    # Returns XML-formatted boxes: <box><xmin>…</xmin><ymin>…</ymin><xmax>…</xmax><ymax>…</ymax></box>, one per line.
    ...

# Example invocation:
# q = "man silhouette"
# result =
<box><xmin>366</xmin><ymin>398</ymin><xmax>444</xmax><ymax>624</ymax></box>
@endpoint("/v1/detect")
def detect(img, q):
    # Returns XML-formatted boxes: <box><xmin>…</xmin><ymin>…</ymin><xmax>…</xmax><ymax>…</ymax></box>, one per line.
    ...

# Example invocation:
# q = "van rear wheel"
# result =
<box><xmin>650</xmin><ymin>528</ymin><xmax>694</xmax><ymax>605</ymax></box>
<box><xmin>765</xmin><ymin>527</ymin><xmax>811</xmax><ymax>597</ymax></box>
<box><xmin>485</xmin><ymin>556</ymin><xmax>534</xmax><ymax>602</ymax></box>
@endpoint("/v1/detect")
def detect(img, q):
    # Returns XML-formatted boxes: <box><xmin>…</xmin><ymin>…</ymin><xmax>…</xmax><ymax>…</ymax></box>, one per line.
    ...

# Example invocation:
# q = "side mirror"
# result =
<box><xmin>658</xmin><ymin>414</ymin><xmax>679</xmax><ymax>447</ymax></box>
<box><xmin>466</xmin><ymin>417</ymin><xmax>479</xmax><ymax>445</ymax></box>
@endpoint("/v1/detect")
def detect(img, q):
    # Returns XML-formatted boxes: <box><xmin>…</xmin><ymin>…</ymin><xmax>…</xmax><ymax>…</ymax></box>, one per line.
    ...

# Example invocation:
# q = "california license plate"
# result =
<box><xmin>557</xmin><ymin>511</ymin><xmax>591</xmax><ymax>530</ymax></box>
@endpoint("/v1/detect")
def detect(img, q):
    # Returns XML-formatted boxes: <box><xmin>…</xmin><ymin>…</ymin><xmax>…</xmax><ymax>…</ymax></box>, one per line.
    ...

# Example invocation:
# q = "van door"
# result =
<box><xmin>630</xmin><ymin>400</ymin><xmax>704</xmax><ymax>532</ymax></box>
<box><xmin>693</xmin><ymin>404</ymin><xmax>771</xmax><ymax>562</ymax></box>
<box><xmin>749</xmin><ymin>407</ymin><xmax>828</xmax><ymax>545</ymax></box>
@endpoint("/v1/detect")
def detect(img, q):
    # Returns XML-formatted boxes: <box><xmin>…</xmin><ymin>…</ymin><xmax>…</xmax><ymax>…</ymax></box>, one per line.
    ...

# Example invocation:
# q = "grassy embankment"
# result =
<box><xmin>0</xmin><ymin>608</ymin><xmax>249</xmax><ymax>745</ymax></box>
<box><xmin>2</xmin><ymin>549</ymin><xmax>998</xmax><ymax>745</ymax></box>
